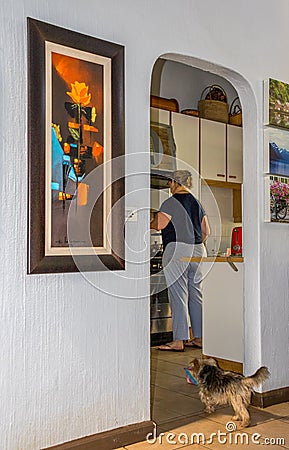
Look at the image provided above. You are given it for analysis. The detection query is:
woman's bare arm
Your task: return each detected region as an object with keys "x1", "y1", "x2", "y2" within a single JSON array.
[
  {"x1": 150, "y1": 212, "x2": 171, "y2": 231},
  {"x1": 201, "y1": 215, "x2": 210, "y2": 242}
]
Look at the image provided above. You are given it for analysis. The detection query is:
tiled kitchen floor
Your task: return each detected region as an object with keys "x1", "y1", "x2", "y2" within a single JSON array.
[{"x1": 117, "y1": 347, "x2": 289, "y2": 449}]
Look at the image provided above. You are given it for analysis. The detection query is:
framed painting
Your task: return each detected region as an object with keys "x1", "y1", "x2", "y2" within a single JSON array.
[
  {"x1": 264, "y1": 77, "x2": 289, "y2": 129},
  {"x1": 27, "y1": 18, "x2": 125, "y2": 274}
]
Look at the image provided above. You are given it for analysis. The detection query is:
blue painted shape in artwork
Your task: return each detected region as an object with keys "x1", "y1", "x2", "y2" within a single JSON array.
[
  {"x1": 51, "y1": 128, "x2": 85, "y2": 199},
  {"x1": 51, "y1": 127, "x2": 64, "y2": 199},
  {"x1": 67, "y1": 165, "x2": 77, "y2": 182},
  {"x1": 51, "y1": 182, "x2": 59, "y2": 190}
]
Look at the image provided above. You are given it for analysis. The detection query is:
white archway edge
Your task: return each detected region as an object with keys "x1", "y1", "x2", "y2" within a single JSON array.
[{"x1": 155, "y1": 52, "x2": 265, "y2": 387}]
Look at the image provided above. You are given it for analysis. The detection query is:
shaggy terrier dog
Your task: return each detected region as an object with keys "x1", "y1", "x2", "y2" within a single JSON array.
[{"x1": 185, "y1": 358, "x2": 269, "y2": 428}]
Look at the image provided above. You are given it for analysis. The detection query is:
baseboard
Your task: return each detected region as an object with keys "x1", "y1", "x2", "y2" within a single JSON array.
[
  {"x1": 44, "y1": 420, "x2": 155, "y2": 450},
  {"x1": 202, "y1": 354, "x2": 243, "y2": 374},
  {"x1": 252, "y1": 386, "x2": 289, "y2": 408}
]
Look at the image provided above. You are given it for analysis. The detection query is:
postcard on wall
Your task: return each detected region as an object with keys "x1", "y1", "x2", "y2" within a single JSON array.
[
  {"x1": 264, "y1": 77, "x2": 289, "y2": 129},
  {"x1": 264, "y1": 174, "x2": 289, "y2": 223},
  {"x1": 264, "y1": 127, "x2": 289, "y2": 176}
]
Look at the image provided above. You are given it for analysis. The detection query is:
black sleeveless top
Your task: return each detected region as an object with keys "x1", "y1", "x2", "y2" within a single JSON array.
[{"x1": 160, "y1": 193, "x2": 205, "y2": 249}]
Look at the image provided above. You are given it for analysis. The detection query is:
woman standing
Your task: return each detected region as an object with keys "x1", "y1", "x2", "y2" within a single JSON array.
[{"x1": 150, "y1": 170, "x2": 210, "y2": 351}]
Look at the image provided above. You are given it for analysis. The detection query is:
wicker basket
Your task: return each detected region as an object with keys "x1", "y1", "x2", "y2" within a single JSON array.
[
  {"x1": 198, "y1": 85, "x2": 229, "y2": 123},
  {"x1": 229, "y1": 97, "x2": 242, "y2": 126}
]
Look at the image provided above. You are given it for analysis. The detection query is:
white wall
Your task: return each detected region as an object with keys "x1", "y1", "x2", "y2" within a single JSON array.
[
  {"x1": 154, "y1": 60, "x2": 239, "y2": 112},
  {"x1": 0, "y1": 2, "x2": 152, "y2": 449},
  {"x1": 1, "y1": 0, "x2": 289, "y2": 448}
]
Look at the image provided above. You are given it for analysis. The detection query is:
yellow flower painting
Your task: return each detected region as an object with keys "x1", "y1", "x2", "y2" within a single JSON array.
[
  {"x1": 66, "y1": 81, "x2": 91, "y2": 106},
  {"x1": 50, "y1": 52, "x2": 104, "y2": 249}
]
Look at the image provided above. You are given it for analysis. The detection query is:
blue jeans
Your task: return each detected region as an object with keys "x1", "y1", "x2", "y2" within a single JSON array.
[{"x1": 162, "y1": 242, "x2": 206, "y2": 341}]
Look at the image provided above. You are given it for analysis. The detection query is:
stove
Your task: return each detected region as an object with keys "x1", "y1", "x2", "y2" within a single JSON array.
[{"x1": 150, "y1": 254, "x2": 173, "y2": 346}]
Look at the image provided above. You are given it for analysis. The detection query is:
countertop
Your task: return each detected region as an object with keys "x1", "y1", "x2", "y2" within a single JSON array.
[
  {"x1": 181, "y1": 256, "x2": 244, "y2": 263},
  {"x1": 151, "y1": 254, "x2": 244, "y2": 263}
]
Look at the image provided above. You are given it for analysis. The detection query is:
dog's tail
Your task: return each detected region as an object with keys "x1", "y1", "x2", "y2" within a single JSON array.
[{"x1": 243, "y1": 366, "x2": 270, "y2": 388}]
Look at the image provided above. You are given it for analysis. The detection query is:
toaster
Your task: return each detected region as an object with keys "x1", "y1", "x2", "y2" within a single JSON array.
[{"x1": 231, "y1": 226, "x2": 242, "y2": 256}]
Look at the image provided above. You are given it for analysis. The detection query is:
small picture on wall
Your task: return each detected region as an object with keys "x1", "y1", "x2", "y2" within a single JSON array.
[
  {"x1": 264, "y1": 78, "x2": 289, "y2": 129},
  {"x1": 265, "y1": 174, "x2": 289, "y2": 223},
  {"x1": 264, "y1": 127, "x2": 289, "y2": 176},
  {"x1": 150, "y1": 122, "x2": 177, "y2": 171}
]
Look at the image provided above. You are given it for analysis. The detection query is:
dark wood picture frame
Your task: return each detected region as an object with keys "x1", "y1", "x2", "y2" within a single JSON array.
[{"x1": 27, "y1": 18, "x2": 125, "y2": 274}]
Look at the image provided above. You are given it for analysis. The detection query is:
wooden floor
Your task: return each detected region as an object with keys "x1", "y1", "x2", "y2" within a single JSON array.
[{"x1": 116, "y1": 347, "x2": 289, "y2": 449}]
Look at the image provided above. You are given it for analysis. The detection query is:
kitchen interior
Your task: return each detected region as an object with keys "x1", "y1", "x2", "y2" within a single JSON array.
[{"x1": 150, "y1": 57, "x2": 244, "y2": 383}]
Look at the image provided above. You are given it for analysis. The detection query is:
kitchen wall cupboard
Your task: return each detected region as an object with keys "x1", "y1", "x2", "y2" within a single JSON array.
[
  {"x1": 200, "y1": 119, "x2": 243, "y2": 183},
  {"x1": 172, "y1": 112, "x2": 199, "y2": 170},
  {"x1": 150, "y1": 107, "x2": 170, "y2": 125},
  {"x1": 171, "y1": 112, "x2": 199, "y2": 198},
  {"x1": 200, "y1": 119, "x2": 227, "y2": 181},
  {"x1": 150, "y1": 109, "x2": 243, "y2": 185},
  {"x1": 227, "y1": 124, "x2": 243, "y2": 183}
]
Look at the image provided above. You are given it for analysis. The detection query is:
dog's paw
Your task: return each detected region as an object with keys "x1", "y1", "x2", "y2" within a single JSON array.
[
  {"x1": 204, "y1": 407, "x2": 214, "y2": 414},
  {"x1": 232, "y1": 415, "x2": 241, "y2": 421},
  {"x1": 239, "y1": 421, "x2": 250, "y2": 429}
]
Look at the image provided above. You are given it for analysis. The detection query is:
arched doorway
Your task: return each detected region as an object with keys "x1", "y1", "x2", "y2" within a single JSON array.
[{"x1": 149, "y1": 53, "x2": 258, "y2": 425}]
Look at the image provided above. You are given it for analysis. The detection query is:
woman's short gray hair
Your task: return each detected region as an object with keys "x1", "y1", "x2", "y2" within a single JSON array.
[{"x1": 172, "y1": 170, "x2": 192, "y2": 187}]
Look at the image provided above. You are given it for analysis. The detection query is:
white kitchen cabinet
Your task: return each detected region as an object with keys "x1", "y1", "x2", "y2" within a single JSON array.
[
  {"x1": 172, "y1": 112, "x2": 199, "y2": 171},
  {"x1": 150, "y1": 109, "x2": 243, "y2": 185},
  {"x1": 200, "y1": 119, "x2": 243, "y2": 183},
  {"x1": 150, "y1": 107, "x2": 170, "y2": 125},
  {"x1": 200, "y1": 119, "x2": 226, "y2": 181},
  {"x1": 227, "y1": 124, "x2": 243, "y2": 183},
  {"x1": 202, "y1": 262, "x2": 243, "y2": 363},
  {"x1": 172, "y1": 112, "x2": 200, "y2": 198}
]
